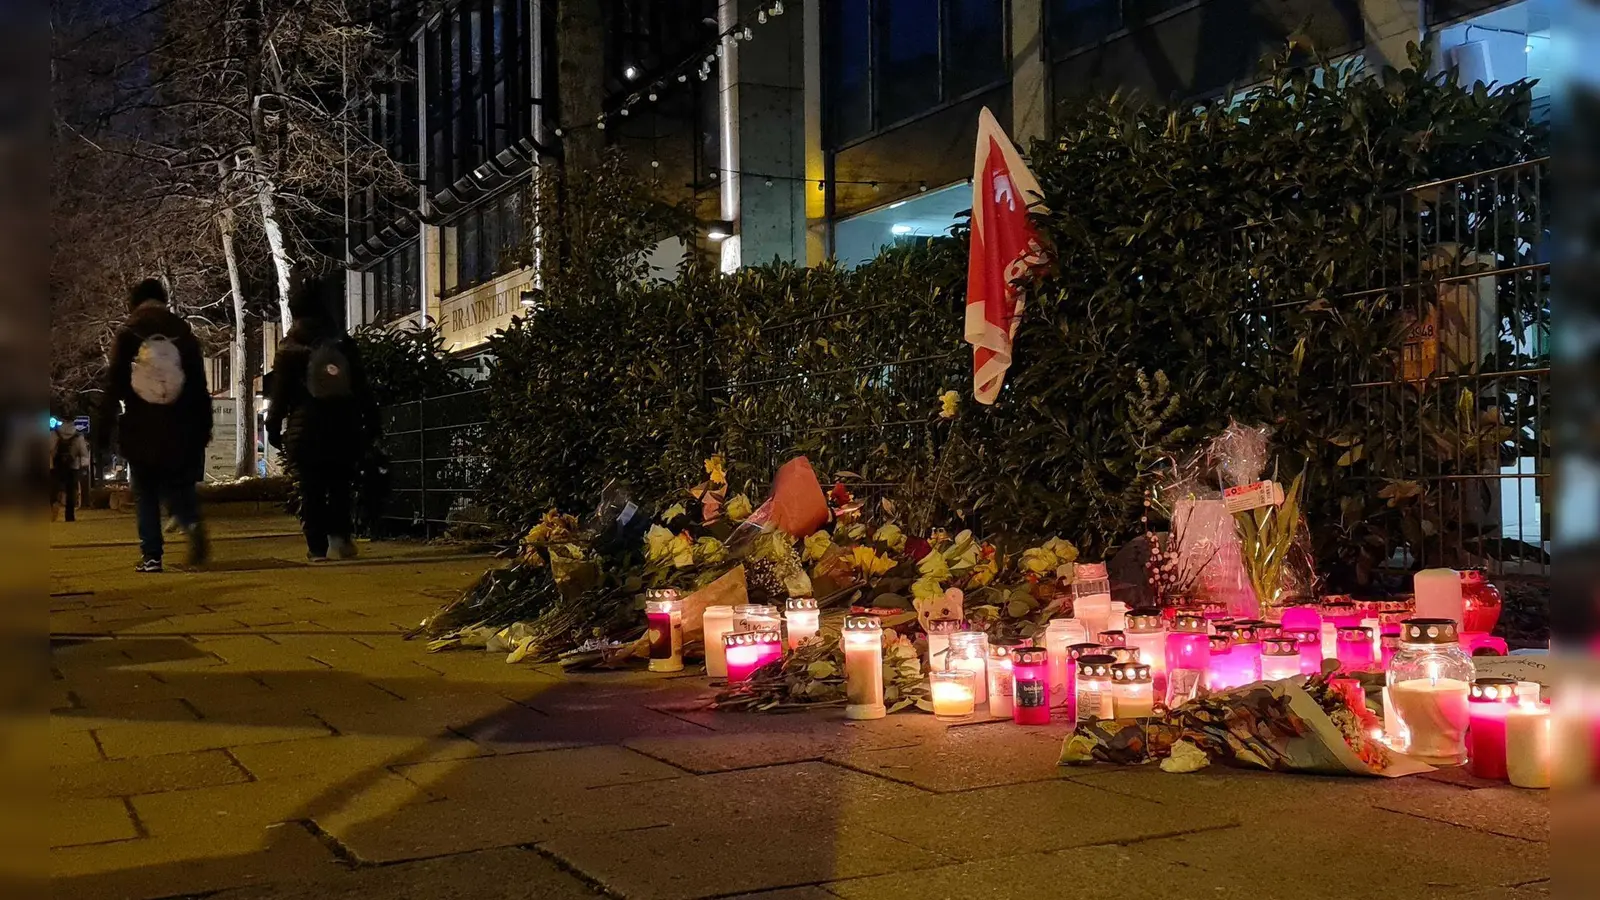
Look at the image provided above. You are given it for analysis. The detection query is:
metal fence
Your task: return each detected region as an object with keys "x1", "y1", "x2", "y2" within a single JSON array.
[{"x1": 376, "y1": 387, "x2": 491, "y2": 537}]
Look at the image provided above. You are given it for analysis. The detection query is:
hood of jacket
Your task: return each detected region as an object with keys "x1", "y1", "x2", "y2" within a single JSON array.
[
  {"x1": 286, "y1": 316, "x2": 343, "y2": 347},
  {"x1": 125, "y1": 302, "x2": 191, "y2": 338}
]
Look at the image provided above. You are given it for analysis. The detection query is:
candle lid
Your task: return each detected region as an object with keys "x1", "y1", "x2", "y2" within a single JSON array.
[
  {"x1": 843, "y1": 615, "x2": 882, "y2": 632},
  {"x1": 723, "y1": 630, "x2": 781, "y2": 647},
  {"x1": 1127, "y1": 608, "x2": 1164, "y2": 632},
  {"x1": 1263, "y1": 636, "x2": 1299, "y2": 655},
  {"x1": 1111, "y1": 661, "x2": 1152, "y2": 682},
  {"x1": 1170, "y1": 611, "x2": 1207, "y2": 633},
  {"x1": 644, "y1": 587, "x2": 682, "y2": 602},
  {"x1": 925, "y1": 618, "x2": 963, "y2": 635},
  {"x1": 785, "y1": 597, "x2": 818, "y2": 612},
  {"x1": 703, "y1": 604, "x2": 735, "y2": 617},
  {"x1": 1208, "y1": 634, "x2": 1233, "y2": 652},
  {"x1": 1284, "y1": 628, "x2": 1319, "y2": 645},
  {"x1": 1469, "y1": 677, "x2": 1518, "y2": 703},
  {"x1": 1337, "y1": 626, "x2": 1374, "y2": 641},
  {"x1": 1012, "y1": 646, "x2": 1048, "y2": 666},
  {"x1": 1230, "y1": 622, "x2": 1262, "y2": 643},
  {"x1": 1075, "y1": 562, "x2": 1108, "y2": 580},
  {"x1": 1066, "y1": 641, "x2": 1103, "y2": 659},
  {"x1": 1399, "y1": 617, "x2": 1459, "y2": 644},
  {"x1": 1077, "y1": 653, "x2": 1117, "y2": 677},
  {"x1": 1097, "y1": 630, "x2": 1126, "y2": 647}
]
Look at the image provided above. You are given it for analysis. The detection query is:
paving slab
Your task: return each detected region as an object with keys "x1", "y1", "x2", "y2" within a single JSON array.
[
  {"x1": 53, "y1": 748, "x2": 250, "y2": 800},
  {"x1": 53, "y1": 798, "x2": 140, "y2": 848},
  {"x1": 93, "y1": 715, "x2": 333, "y2": 759},
  {"x1": 624, "y1": 713, "x2": 937, "y2": 774},
  {"x1": 456, "y1": 701, "x2": 713, "y2": 754},
  {"x1": 825, "y1": 845, "x2": 1249, "y2": 900},
  {"x1": 580, "y1": 761, "x2": 925, "y2": 829},
  {"x1": 1374, "y1": 785, "x2": 1550, "y2": 842},
  {"x1": 825, "y1": 719, "x2": 1072, "y2": 792},
  {"x1": 393, "y1": 745, "x2": 684, "y2": 799},
  {"x1": 230, "y1": 733, "x2": 486, "y2": 783},
  {"x1": 131, "y1": 768, "x2": 430, "y2": 838},
  {"x1": 540, "y1": 814, "x2": 948, "y2": 900},
  {"x1": 207, "y1": 845, "x2": 604, "y2": 900},
  {"x1": 51, "y1": 698, "x2": 201, "y2": 731},
  {"x1": 51, "y1": 726, "x2": 105, "y2": 766}
]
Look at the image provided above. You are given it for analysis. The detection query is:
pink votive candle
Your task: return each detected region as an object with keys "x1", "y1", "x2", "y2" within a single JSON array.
[
  {"x1": 1336, "y1": 626, "x2": 1377, "y2": 673},
  {"x1": 1285, "y1": 627, "x2": 1323, "y2": 675},
  {"x1": 723, "y1": 630, "x2": 782, "y2": 683},
  {"x1": 1280, "y1": 605, "x2": 1321, "y2": 632},
  {"x1": 1011, "y1": 646, "x2": 1052, "y2": 725},
  {"x1": 1164, "y1": 613, "x2": 1210, "y2": 706},
  {"x1": 1468, "y1": 677, "x2": 1518, "y2": 781}
]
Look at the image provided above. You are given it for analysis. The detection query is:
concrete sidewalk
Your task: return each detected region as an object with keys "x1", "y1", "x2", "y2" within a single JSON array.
[{"x1": 50, "y1": 519, "x2": 1550, "y2": 900}]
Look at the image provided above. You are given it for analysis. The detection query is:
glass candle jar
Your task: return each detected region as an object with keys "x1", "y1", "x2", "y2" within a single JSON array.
[
  {"x1": 1063, "y1": 642, "x2": 1103, "y2": 721},
  {"x1": 842, "y1": 616, "x2": 886, "y2": 720},
  {"x1": 702, "y1": 605, "x2": 736, "y2": 678},
  {"x1": 925, "y1": 618, "x2": 962, "y2": 672},
  {"x1": 1230, "y1": 622, "x2": 1263, "y2": 677},
  {"x1": 723, "y1": 630, "x2": 783, "y2": 684},
  {"x1": 1107, "y1": 601, "x2": 1129, "y2": 633},
  {"x1": 1280, "y1": 605, "x2": 1321, "y2": 632},
  {"x1": 784, "y1": 597, "x2": 819, "y2": 650},
  {"x1": 1261, "y1": 636, "x2": 1303, "y2": 681},
  {"x1": 1072, "y1": 562, "x2": 1113, "y2": 637},
  {"x1": 1044, "y1": 618, "x2": 1088, "y2": 709},
  {"x1": 1011, "y1": 646, "x2": 1051, "y2": 725},
  {"x1": 644, "y1": 589, "x2": 684, "y2": 673},
  {"x1": 1097, "y1": 630, "x2": 1126, "y2": 649},
  {"x1": 1206, "y1": 633, "x2": 1258, "y2": 691},
  {"x1": 1380, "y1": 629, "x2": 1401, "y2": 669},
  {"x1": 1110, "y1": 661, "x2": 1155, "y2": 718},
  {"x1": 1336, "y1": 626, "x2": 1377, "y2": 673},
  {"x1": 1124, "y1": 608, "x2": 1168, "y2": 695},
  {"x1": 1505, "y1": 699, "x2": 1551, "y2": 789},
  {"x1": 1075, "y1": 654, "x2": 1118, "y2": 721},
  {"x1": 988, "y1": 638, "x2": 1026, "y2": 719},
  {"x1": 1164, "y1": 612, "x2": 1209, "y2": 706},
  {"x1": 735, "y1": 604, "x2": 781, "y2": 634},
  {"x1": 930, "y1": 669, "x2": 977, "y2": 719},
  {"x1": 1386, "y1": 618, "x2": 1475, "y2": 766},
  {"x1": 1284, "y1": 627, "x2": 1323, "y2": 676},
  {"x1": 1319, "y1": 600, "x2": 1359, "y2": 662},
  {"x1": 1468, "y1": 677, "x2": 1518, "y2": 781},
  {"x1": 948, "y1": 631, "x2": 990, "y2": 707}
]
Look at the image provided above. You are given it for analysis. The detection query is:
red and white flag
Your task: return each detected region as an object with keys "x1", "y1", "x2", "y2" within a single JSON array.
[{"x1": 964, "y1": 107, "x2": 1046, "y2": 405}]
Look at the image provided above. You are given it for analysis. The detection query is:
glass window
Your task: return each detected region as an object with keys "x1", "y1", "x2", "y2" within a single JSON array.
[
  {"x1": 833, "y1": 181, "x2": 970, "y2": 268},
  {"x1": 825, "y1": 0, "x2": 873, "y2": 142},
  {"x1": 943, "y1": 0, "x2": 1005, "y2": 97},
  {"x1": 479, "y1": 198, "x2": 500, "y2": 277},
  {"x1": 1048, "y1": 0, "x2": 1122, "y2": 55},
  {"x1": 876, "y1": 0, "x2": 941, "y2": 125},
  {"x1": 441, "y1": 224, "x2": 458, "y2": 294},
  {"x1": 459, "y1": 208, "x2": 480, "y2": 287},
  {"x1": 500, "y1": 190, "x2": 522, "y2": 265}
]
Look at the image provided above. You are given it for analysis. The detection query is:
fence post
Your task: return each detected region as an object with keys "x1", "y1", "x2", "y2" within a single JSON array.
[{"x1": 417, "y1": 399, "x2": 429, "y2": 541}]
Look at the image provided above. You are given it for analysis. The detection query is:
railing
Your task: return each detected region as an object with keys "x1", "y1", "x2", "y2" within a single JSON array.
[{"x1": 376, "y1": 387, "x2": 492, "y2": 537}]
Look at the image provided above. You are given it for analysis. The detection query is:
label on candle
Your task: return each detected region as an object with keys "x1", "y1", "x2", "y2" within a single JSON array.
[
  {"x1": 647, "y1": 615, "x2": 672, "y2": 660},
  {"x1": 1015, "y1": 679, "x2": 1047, "y2": 709},
  {"x1": 1223, "y1": 479, "x2": 1284, "y2": 514}
]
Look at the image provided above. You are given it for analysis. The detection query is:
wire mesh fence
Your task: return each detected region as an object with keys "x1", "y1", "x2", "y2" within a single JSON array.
[{"x1": 376, "y1": 387, "x2": 492, "y2": 537}]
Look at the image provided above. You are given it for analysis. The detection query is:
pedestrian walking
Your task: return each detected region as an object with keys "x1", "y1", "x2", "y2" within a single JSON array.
[
  {"x1": 266, "y1": 277, "x2": 376, "y2": 561},
  {"x1": 50, "y1": 417, "x2": 90, "y2": 522},
  {"x1": 100, "y1": 278, "x2": 212, "y2": 572}
]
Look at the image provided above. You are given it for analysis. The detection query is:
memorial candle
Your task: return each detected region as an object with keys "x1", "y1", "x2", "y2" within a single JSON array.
[
  {"x1": 1280, "y1": 605, "x2": 1321, "y2": 632},
  {"x1": 1044, "y1": 618, "x2": 1088, "y2": 709},
  {"x1": 1110, "y1": 661, "x2": 1155, "y2": 718},
  {"x1": 948, "y1": 631, "x2": 990, "y2": 706},
  {"x1": 644, "y1": 589, "x2": 684, "y2": 673},
  {"x1": 1468, "y1": 677, "x2": 1517, "y2": 781},
  {"x1": 987, "y1": 638, "x2": 1025, "y2": 719},
  {"x1": 1413, "y1": 569, "x2": 1464, "y2": 624},
  {"x1": 842, "y1": 615, "x2": 886, "y2": 720},
  {"x1": 1064, "y1": 642, "x2": 1104, "y2": 721},
  {"x1": 1206, "y1": 633, "x2": 1259, "y2": 691},
  {"x1": 1285, "y1": 627, "x2": 1323, "y2": 676},
  {"x1": 1075, "y1": 654, "x2": 1117, "y2": 721},
  {"x1": 1261, "y1": 636, "x2": 1303, "y2": 681},
  {"x1": 702, "y1": 605, "x2": 736, "y2": 678},
  {"x1": 1097, "y1": 630, "x2": 1126, "y2": 650},
  {"x1": 1072, "y1": 563, "x2": 1113, "y2": 637},
  {"x1": 723, "y1": 630, "x2": 782, "y2": 684},
  {"x1": 930, "y1": 669, "x2": 976, "y2": 719},
  {"x1": 1107, "y1": 601, "x2": 1129, "y2": 633},
  {"x1": 735, "y1": 604, "x2": 781, "y2": 634},
  {"x1": 1320, "y1": 600, "x2": 1359, "y2": 662},
  {"x1": 1124, "y1": 608, "x2": 1168, "y2": 695},
  {"x1": 1164, "y1": 612, "x2": 1209, "y2": 706},
  {"x1": 1011, "y1": 646, "x2": 1052, "y2": 725},
  {"x1": 1336, "y1": 626, "x2": 1377, "y2": 673},
  {"x1": 784, "y1": 597, "x2": 819, "y2": 650},
  {"x1": 925, "y1": 618, "x2": 962, "y2": 673},
  {"x1": 1231, "y1": 622, "x2": 1263, "y2": 682},
  {"x1": 1386, "y1": 618, "x2": 1474, "y2": 766},
  {"x1": 1505, "y1": 700, "x2": 1551, "y2": 789},
  {"x1": 1380, "y1": 629, "x2": 1401, "y2": 669}
]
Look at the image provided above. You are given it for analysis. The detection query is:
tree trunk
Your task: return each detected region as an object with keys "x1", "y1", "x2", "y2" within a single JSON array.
[
  {"x1": 254, "y1": 160, "x2": 294, "y2": 332},
  {"x1": 218, "y1": 207, "x2": 257, "y2": 478}
]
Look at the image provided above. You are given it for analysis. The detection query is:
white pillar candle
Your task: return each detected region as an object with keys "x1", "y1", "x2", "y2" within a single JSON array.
[
  {"x1": 842, "y1": 615, "x2": 885, "y2": 720},
  {"x1": 1505, "y1": 702, "x2": 1551, "y2": 789},
  {"x1": 1413, "y1": 569, "x2": 1465, "y2": 624},
  {"x1": 1320, "y1": 622, "x2": 1338, "y2": 662},
  {"x1": 1382, "y1": 687, "x2": 1408, "y2": 748},
  {"x1": 784, "y1": 597, "x2": 819, "y2": 650},
  {"x1": 1110, "y1": 661, "x2": 1155, "y2": 718},
  {"x1": 1389, "y1": 677, "x2": 1471, "y2": 764},
  {"x1": 987, "y1": 641, "x2": 1020, "y2": 718},
  {"x1": 948, "y1": 631, "x2": 989, "y2": 706},
  {"x1": 1107, "y1": 601, "x2": 1129, "y2": 633},
  {"x1": 702, "y1": 605, "x2": 735, "y2": 678},
  {"x1": 1043, "y1": 618, "x2": 1085, "y2": 709}
]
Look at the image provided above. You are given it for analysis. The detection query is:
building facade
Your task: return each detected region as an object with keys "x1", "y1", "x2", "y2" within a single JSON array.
[{"x1": 345, "y1": 0, "x2": 1555, "y2": 358}]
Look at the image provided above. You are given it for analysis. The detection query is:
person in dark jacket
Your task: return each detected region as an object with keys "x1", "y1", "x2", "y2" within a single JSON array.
[
  {"x1": 100, "y1": 278, "x2": 212, "y2": 571},
  {"x1": 266, "y1": 278, "x2": 377, "y2": 561}
]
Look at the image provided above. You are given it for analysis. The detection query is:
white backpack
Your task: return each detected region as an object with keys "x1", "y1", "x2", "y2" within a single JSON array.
[{"x1": 130, "y1": 334, "x2": 186, "y2": 404}]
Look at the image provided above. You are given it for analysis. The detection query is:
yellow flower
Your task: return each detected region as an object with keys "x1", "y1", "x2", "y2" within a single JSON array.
[
  {"x1": 726, "y1": 493, "x2": 753, "y2": 522},
  {"x1": 849, "y1": 546, "x2": 895, "y2": 577},
  {"x1": 1020, "y1": 547, "x2": 1056, "y2": 575},
  {"x1": 968, "y1": 560, "x2": 998, "y2": 587},
  {"x1": 705, "y1": 455, "x2": 727, "y2": 485},
  {"x1": 1042, "y1": 537, "x2": 1079, "y2": 565},
  {"x1": 873, "y1": 523, "x2": 906, "y2": 552},
  {"x1": 803, "y1": 530, "x2": 833, "y2": 562},
  {"x1": 918, "y1": 550, "x2": 950, "y2": 580},
  {"x1": 693, "y1": 536, "x2": 726, "y2": 565},
  {"x1": 939, "y1": 390, "x2": 960, "y2": 420},
  {"x1": 840, "y1": 522, "x2": 867, "y2": 541},
  {"x1": 644, "y1": 525, "x2": 676, "y2": 563},
  {"x1": 911, "y1": 575, "x2": 946, "y2": 602},
  {"x1": 670, "y1": 533, "x2": 695, "y2": 569},
  {"x1": 662, "y1": 502, "x2": 687, "y2": 522},
  {"x1": 943, "y1": 530, "x2": 977, "y2": 570}
]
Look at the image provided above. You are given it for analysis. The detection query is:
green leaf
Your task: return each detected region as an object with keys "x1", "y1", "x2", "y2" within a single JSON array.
[{"x1": 807, "y1": 661, "x2": 837, "y2": 679}]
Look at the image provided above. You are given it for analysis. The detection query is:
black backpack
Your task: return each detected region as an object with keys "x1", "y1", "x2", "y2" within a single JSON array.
[{"x1": 305, "y1": 338, "x2": 354, "y2": 400}]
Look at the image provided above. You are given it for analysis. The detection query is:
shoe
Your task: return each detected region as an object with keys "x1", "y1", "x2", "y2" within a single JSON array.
[
  {"x1": 329, "y1": 535, "x2": 358, "y2": 560},
  {"x1": 186, "y1": 523, "x2": 210, "y2": 566},
  {"x1": 135, "y1": 558, "x2": 163, "y2": 573},
  {"x1": 307, "y1": 553, "x2": 329, "y2": 563}
]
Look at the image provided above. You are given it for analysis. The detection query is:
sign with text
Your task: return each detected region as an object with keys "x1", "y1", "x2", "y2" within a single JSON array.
[{"x1": 440, "y1": 269, "x2": 533, "y2": 352}]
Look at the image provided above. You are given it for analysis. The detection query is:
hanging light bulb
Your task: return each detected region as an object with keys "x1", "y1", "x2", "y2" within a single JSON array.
[
  {"x1": 651, "y1": 159, "x2": 660, "y2": 168},
  {"x1": 554, "y1": 127, "x2": 564, "y2": 137},
  {"x1": 764, "y1": 178, "x2": 773, "y2": 187},
  {"x1": 619, "y1": 107, "x2": 629, "y2": 116},
  {"x1": 678, "y1": 73, "x2": 688, "y2": 83},
  {"x1": 758, "y1": 11, "x2": 767, "y2": 24},
  {"x1": 597, "y1": 120, "x2": 606, "y2": 130},
  {"x1": 715, "y1": 43, "x2": 724, "y2": 58},
  {"x1": 742, "y1": 27, "x2": 753, "y2": 40},
  {"x1": 648, "y1": 92, "x2": 658, "y2": 102},
  {"x1": 919, "y1": 182, "x2": 929, "y2": 192},
  {"x1": 817, "y1": 180, "x2": 825, "y2": 191},
  {"x1": 772, "y1": 1, "x2": 784, "y2": 15},
  {"x1": 710, "y1": 170, "x2": 719, "y2": 180}
]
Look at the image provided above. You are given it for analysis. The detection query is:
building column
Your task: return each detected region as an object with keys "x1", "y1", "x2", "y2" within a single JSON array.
[
  {"x1": 1011, "y1": 0, "x2": 1049, "y2": 145},
  {"x1": 1361, "y1": 0, "x2": 1423, "y2": 73},
  {"x1": 728, "y1": 0, "x2": 807, "y2": 268},
  {"x1": 802, "y1": 0, "x2": 826, "y2": 265}
]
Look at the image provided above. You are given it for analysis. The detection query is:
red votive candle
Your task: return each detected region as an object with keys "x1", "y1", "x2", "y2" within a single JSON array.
[
  {"x1": 1469, "y1": 677, "x2": 1518, "y2": 780},
  {"x1": 1011, "y1": 647, "x2": 1052, "y2": 725},
  {"x1": 1336, "y1": 626, "x2": 1377, "y2": 673},
  {"x1": 723, "y1": 630, "x2": 782, "y2": 683}
]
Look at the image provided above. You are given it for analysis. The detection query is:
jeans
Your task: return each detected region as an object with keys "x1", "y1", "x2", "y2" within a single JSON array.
[
  {"x1": 297, "y1": 461, "x2": 354, "y2": 557},
  {"x1": 130, "y1": 464, "x2": 200, "y2": 561}
]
